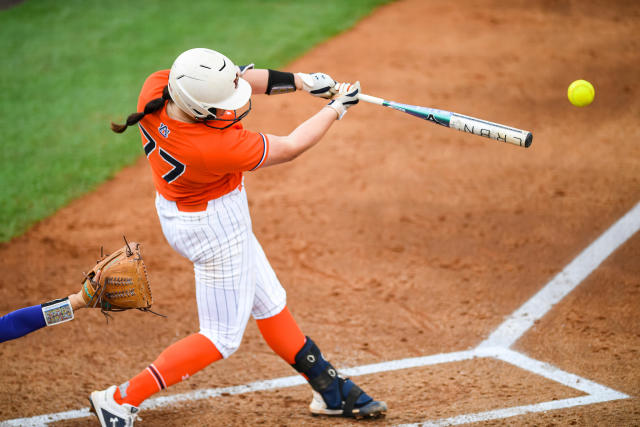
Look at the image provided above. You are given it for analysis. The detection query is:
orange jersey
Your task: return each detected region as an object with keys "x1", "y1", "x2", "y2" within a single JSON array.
[{"x1": 137, "y1": 70, "x2": 268, "y2": 211}]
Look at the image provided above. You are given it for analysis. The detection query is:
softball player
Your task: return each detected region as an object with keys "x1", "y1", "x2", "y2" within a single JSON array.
[{"x1": 88, "y1": 48, "x2": 386, "y2": 426}]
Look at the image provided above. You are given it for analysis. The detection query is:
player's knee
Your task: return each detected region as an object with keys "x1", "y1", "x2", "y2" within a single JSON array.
[{"x1": 198, "y1": 329, "x2": 242, "y2": 358}]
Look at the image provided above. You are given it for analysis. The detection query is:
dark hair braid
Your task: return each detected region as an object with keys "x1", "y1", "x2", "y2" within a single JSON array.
[{"x1": 111, "y1": 86, "x2": 171, "y2": 133}]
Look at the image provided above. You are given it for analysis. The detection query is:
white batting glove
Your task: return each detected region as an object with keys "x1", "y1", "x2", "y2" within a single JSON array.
[
  {"x1": 325, "y1": 82, "x2": 360, "y2": 120},
  {"x1": 297, "y1": 72, "x2": 336, "y2": 98}
]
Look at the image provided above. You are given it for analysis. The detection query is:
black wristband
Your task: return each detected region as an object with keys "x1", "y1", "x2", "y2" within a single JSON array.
[{"x1": 266, "y1": 69, "x2": 296, "y2": 95}]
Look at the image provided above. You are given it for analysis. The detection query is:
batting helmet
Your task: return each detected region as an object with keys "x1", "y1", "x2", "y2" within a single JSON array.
[{"x1": 168, "y1": 48, "x2": 252, "y2": 120}]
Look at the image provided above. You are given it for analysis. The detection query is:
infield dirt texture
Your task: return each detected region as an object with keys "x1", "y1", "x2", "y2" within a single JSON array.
[{"x1": 1, "y1": 0, "x2": 639, "y2": 425}]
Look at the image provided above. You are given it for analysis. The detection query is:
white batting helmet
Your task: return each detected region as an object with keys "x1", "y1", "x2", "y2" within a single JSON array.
[{"x1": 168, "y1": 48, "x2": 252, "y2": 120}]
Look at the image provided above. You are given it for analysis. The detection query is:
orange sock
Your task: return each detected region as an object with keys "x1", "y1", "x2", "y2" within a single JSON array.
[
  {"x1": 256, "y1": 306, "x2": 306, "y2": 364},
  {"x1": 114, "y1": 332, "x2": 223, "y2": 407}
]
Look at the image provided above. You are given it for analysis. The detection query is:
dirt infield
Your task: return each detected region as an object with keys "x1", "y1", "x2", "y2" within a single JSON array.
[{"x1": 1, "y1": 0, "x2": 639, "y2": 425}]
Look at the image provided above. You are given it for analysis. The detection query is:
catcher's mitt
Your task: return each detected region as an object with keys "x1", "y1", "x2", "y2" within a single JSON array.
[{"x1": 81, "y1": 238, "x2": 163, "y2": 319}]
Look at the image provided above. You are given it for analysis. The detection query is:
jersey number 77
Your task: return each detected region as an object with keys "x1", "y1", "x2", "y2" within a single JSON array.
[{"x1": 139, "y1": 124, "x2": 186, "y2": 183}]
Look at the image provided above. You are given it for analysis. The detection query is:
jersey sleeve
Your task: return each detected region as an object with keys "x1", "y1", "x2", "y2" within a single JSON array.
[
  {"x1": 137, "y1": 70, "x2": 170, "y2": 112},
  {"x1": 0, "y1": 305, "x2": 46, "y2": 343},
  {"x1": 203, "y1": 129, "x2": 269, "y2": 174}
]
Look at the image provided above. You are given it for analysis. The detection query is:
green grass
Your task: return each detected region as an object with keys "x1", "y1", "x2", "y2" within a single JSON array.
[{"x1": 0, "y1": 0, "x2": 391, "y2": 242}]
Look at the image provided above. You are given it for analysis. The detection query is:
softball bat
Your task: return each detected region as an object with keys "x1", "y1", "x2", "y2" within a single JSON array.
[{"x1": 357, "y1": 92, "x2": 532, "y2": 148}]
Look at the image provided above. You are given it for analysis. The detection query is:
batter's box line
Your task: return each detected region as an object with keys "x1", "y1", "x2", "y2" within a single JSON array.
[
  {"x1": 344, "y1": 347, "x2": 630, "y2": 426},
  {"x1": 396, "y1": 346, "x2": 630, "y2": 427},
  {"x1": 0, "y1": 347, "x2": 630, "y2": 427}
]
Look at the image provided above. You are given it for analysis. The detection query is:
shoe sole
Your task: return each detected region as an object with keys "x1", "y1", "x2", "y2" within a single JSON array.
[
  {"x1": 88, "y1": 396, "x2": 100, "y2": 420},
  {"x1": 311, "y1": 410, "x2": 387, "y2": 420},
  {"x1": 311, "y1": 400, "x2": 387, "y2": 419},
  {"x1": 355, "y1": 400, "x2": 387, "y2": 420}
]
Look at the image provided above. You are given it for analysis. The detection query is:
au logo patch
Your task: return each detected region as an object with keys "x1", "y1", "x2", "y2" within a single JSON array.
[{"x1": 158, "y1": 123, "x2": 170, "y2": 138}]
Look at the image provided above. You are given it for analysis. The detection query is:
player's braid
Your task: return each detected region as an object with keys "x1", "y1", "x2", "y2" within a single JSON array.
[{"x1": 111, "y1": 86, "x2": 171, "y2": 133}]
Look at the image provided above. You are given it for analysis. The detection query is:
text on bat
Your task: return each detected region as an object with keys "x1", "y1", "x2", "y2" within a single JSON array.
[{"x1": 463, "y1": 124, "x2": 522, "y2": 143}]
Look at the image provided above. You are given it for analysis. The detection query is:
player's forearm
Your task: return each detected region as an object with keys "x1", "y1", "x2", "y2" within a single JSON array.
[
  {"x1": 0, "y1": 305, "x2": 46, "y2": 343},
  {"x1": 0, "y1": 296, "x2": 79, "y2": 343},
  {"x1": 242, "y1": 69, "x2": 303, "y2": 95},
  {"x1": 263, "y1": 107, "x2": 337, "y2": 167},
  {"x1": 242, "y1": 69, "x2": 269, "y2": 94},
  {"x1": 289, "y1": 107, "x2": 338, "y2": 149}
]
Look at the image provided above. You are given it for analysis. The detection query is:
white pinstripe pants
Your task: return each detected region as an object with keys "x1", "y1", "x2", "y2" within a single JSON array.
[{"x1": 155, "y1": 187, "x2": 287, "y2": 358}]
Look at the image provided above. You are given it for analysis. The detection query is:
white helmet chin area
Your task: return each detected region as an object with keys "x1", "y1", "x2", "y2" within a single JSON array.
[{"x1": 168, "y1": 48, "x2": 252, "y2": 121}]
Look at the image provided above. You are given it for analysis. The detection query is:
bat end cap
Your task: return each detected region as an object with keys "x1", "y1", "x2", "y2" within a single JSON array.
[{"x1": 524, "y1": 132, "x2": 533, "y2": 148}]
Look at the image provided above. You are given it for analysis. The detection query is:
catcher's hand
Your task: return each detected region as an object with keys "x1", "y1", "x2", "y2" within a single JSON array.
[{"x1": 81, "y1": 238, "x2": 163, "y2": 319}]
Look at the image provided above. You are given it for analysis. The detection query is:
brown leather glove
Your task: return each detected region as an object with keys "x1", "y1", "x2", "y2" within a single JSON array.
[{"x1": 81, "y1": 238, "x2": 161, "y2": 319}]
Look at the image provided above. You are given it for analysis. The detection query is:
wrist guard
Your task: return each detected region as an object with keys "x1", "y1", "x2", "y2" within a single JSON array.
[
  {"x1": 42, "y1": 297, "x2": 74, "y2": 326},
  {"x1": 266, "y1": 70, "x2": 296, "y2": 95}
]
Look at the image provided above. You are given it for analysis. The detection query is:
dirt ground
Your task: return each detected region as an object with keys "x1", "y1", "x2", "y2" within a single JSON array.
[{"x1": 1, "y1": 0, "x2": 639, "y2": 425}]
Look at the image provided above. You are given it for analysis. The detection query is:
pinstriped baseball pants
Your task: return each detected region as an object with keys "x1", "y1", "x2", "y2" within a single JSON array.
[{"x1": 155, "y1": 187, "x2": 287, "y2": 358}]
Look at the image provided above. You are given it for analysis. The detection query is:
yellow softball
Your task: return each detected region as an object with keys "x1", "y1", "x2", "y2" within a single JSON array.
[{"x1": 567, "y1": 79, "x2": 595, "y2": 107}]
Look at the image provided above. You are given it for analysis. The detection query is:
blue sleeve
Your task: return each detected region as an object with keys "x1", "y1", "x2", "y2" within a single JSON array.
[{"x1": 0, "y1": 304, "x2": 46, "y2": 343}]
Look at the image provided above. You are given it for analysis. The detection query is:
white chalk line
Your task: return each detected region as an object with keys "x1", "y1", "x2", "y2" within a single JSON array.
[
  {"x1": 481, "y1": 347, "x2": 628, "y2": 399},
  {"x1": 1, "y1": 202, "x2": 638, "y2": 426},
  {"x1": 479, "y1": 201, "x2": 640, "y2": 349},
  {"x1": 397, "y1": 396, "x2": 613, "y2": 427},
  {"x1": 393, "y1": 201, "x2": 639, "y2": 426},
  {"x1": 397, "y1": 348, "x2": 630, "y2": 427}
]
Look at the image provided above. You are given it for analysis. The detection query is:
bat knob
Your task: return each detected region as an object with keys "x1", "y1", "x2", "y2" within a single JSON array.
[{"x1": 524, "y1": 132, "x2": 533, "y2": 148}]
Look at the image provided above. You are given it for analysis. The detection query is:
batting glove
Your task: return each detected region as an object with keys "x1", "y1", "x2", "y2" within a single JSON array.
[
  {"x1": 326, "y1": 81, "x2": 360, "y2": 120},
  {"x1": 297, "y1": 72, "x2": 336, "y2": 98}
]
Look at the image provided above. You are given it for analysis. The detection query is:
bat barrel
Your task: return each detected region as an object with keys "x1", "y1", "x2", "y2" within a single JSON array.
[{"x1": 450, "y1": 113, "x2": 532, "y2": 148}]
